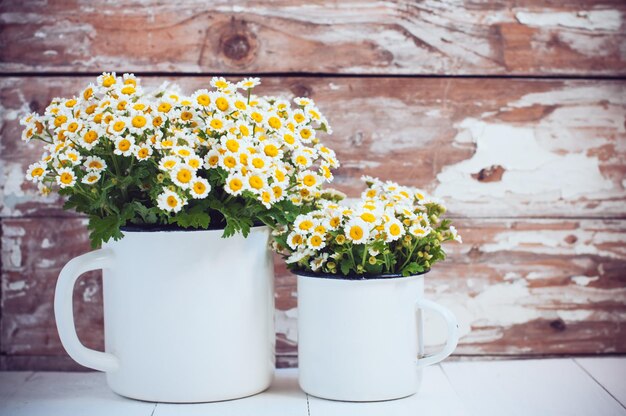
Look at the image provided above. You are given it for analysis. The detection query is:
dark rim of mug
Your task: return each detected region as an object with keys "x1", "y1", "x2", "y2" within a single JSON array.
[
  {"x1": 292, "y1": 268, "x2": 430, "y2": 280},
  {"x1": 120, "y1": 223, "x2": 266, "y2": 232}
]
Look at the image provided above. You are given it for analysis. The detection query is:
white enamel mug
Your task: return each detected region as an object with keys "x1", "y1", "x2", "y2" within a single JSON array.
[
  {"x1": 297, "y1": 272, "x2": 459, "y2": 402},
  {"x1": 54, "y1": 226, "x2": 275, "y2": 403}
]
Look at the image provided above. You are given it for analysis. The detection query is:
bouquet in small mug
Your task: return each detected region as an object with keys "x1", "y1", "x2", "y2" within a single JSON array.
[
  {"x1": 21, "y1": 73, "x2": 339, "y2": 246},
  {"x1": 272, "y1": 177, "x2": 461, "y2": 277}
]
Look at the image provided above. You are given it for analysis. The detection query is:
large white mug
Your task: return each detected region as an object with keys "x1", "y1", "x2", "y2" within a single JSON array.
[
  {"x1": 54, "y1": 226, "x2": 275, "y2": 403},
  {"x1": 297, "y1": 272, "x2": 458, "y2": 401}
]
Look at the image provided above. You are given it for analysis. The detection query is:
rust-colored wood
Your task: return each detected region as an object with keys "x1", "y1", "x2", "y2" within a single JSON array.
[
  {"x1": 2, "y1": 76, "x2": 625, "y2": 218},
  {"x1": 1, "y1": 1, "x2": 625, "y2": 75},
  {"x1": 2, "y1": 217, "x2": 624, "y2": 369}
]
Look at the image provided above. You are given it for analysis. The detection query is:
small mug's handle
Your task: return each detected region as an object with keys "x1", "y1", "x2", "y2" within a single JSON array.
[
  {"x1": 54, "y1": 248, "x2": 119, "y2": 372},
  {"x1": 415, "y1": 298, "x2": 459, "y2": 368}
]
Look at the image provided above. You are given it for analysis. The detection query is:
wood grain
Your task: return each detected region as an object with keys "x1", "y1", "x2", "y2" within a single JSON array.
[
  {"x1": 2, "y1": 217, "x2": 624, "y2": 369},
  {"x1": 2, "y1": 76, "x2": 625, "y2": 218},
  {"x1": 1, "y1": 1, "x2": 625, "y2": 75}
]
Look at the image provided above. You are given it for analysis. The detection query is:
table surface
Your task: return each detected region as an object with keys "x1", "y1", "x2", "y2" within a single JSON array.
[{"x1": 0, "y1": 357, "x2": 624, "y2": 416}]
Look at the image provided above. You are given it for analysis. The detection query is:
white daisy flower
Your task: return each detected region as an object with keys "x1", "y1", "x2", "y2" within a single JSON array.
[
  {"x1": 25, "y1": 162, "x2": 47, "y2": 182},
  {"x1": 156, "y1": 189, "x2": 187, "y2": 213},
  {"x1": 83, "y1": 156, "x2": 107, "y2": 171},
  {"x1": 82, "y1": 171, "x2": 101, "y2": 185},
  {"x1": 56, "y1": 167, "x2": 76, "y2": 188},
  {"x1": 171, "y1": 163, "x2": 196, "y2": 189},
  {"x1": 113, "y1": 136, "x2": 135, "y2": 156},
  {"x1": 224, "y1": 173, "x2": 245, "y2": 196},
  {"x1": 159, "y1": 155, "x2": 179, "y2": 171},
  {"x1": 344, "y1": 218, "x2": 370, "y2": 245},
  {"x1": 189, "y1": 177, "x2": 211, "y2": 199},
  {"x1": 384, "y1": 218, "x2": 404, "y2": 242}
]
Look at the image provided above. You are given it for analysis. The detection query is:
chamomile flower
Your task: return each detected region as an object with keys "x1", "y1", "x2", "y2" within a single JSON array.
[
  {"x1": 225, "y1": 173, "x2": 245, "y2": 196},
  {"x1": 384, "y1": 218, "x2": 404, "y2": 242},
  {"x1": 297, "y1": 170, "x2": 320, "y2": 189},
  {"x1": 82, "y1": 171, "x2": 101, "y2": 185},
  {"x1": 156, "y1": 189, "x2": 186, "y2": 213},
  {"x1": 134, "y1": 145, "x2": 153, "y2": 161},
  {"x1": 26, "y1": 162, "x2": 47, "y2": 182},
  {"x1": 171, "y1": 163, "x2": 196, "y2": 188},
  {"x1": 113, "y1": 136, "x2": 135, "y2": 156},
  {"x1": 294, "y1": 215, "x2": 316, "y2": 233},
  {"x1": 344, "y1": 218, "x2": 370, "y2": 245},
  {"x1": 159, "y1": 155, "x2": 179, "y2": 171},
  {"x1": 56, "y1": 167, "x2": 76, "y2": 188},
  {"x1": 237, "y1": 77, "x2": 260, "y2": 90},
  {"x1": 287, "y1": 231, "x2": 305, "y2": 250},
  {"x1": 83, "y1": 156, "x2": 107, "y2": 171},
  {"x1": 307, "y1": 234, "x2": 326, "y2": 251},
  {"x1": 189, "y1": 177, "x2": 211, "y2": 199},
  {"x1": 409, "y1": 224, "x2": 431, "y2": 238}
]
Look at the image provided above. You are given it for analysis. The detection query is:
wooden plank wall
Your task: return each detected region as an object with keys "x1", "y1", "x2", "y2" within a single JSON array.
[{"x1": 1, "y1": 1, "x2": 625, "y2": 370}]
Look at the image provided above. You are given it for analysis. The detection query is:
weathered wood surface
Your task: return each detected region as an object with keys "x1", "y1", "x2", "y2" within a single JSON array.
[
  {"x1": 2, "y1": 76, "x2": 625, "y2": 219},
  {"x1": 1, "y1": 1, "x2": 625, "y2": 75},
  {"x1": 2, "y1": 217, "x2": 624, "y2": 369}
]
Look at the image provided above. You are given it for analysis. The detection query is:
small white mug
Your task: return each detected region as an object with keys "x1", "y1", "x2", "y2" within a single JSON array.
[{"x1": 296, "y1": 272, "x2": 459, "y2": 402}]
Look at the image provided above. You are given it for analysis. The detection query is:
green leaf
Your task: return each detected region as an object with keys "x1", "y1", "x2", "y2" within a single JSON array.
[
  {"x1": 87, "y1": 215, "x2": 124, "y2": 249},
  {"x1": 401, "y1": 262, "x2": 424, "y2": 277},
  {"x1": 340, "y1": 259, "x2": 352, "y2": 275},
  {"x1": 168, "y1": 204, "x2": 210, "y2": 229}
]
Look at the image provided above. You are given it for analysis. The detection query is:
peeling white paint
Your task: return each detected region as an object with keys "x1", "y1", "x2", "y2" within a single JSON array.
[
  {"x1": 275, "y1": 308, "x2": 298, "y2": 344},
  {"x1": 8, "y1": 280, "x2": 26, "y2": 291},
  {"x1": 571, "y1": 275, "x2": 599, "y2": 286},
  {"x1": 41, "y1": 238, "x2": 54, "y2": 248},
  {"x1": 515, "y1": 10, "x2": 622, "y2": 32},
  {"x1": 435, "y1": 119, "x2": 613, "y2": 201},
  {"x1": 83, "y1": 285, "x2": 99, "y2": 302}
]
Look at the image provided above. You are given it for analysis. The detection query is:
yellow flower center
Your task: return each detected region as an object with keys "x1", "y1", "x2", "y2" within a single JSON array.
[
  {"x1": 131, "y1": 115, "x2": 146, "y2": 128},
  {"x1": 60, "y1": 172, "x2": 74, "y2": 184},
  {"x1": 153, "y1": 116, "x2": 163, "y2": 127},
  {"x1": 89, "y1": 161, "x2": 103, "y2": 169},
  {"x1": 176, "y1": 169, "x2": 192, "y2": 184},
  {"x1": 102, "y1": 75, "x2": 116, "y2": 87},
  {"x1": 216, "y1": 97, "x2": 229, "y2": 111},
  {"x1": 84, "y1": 130, "x2": 98, "y2": 143},
  {"x1": 113, "y1": 121, "x2": 126, "y2": 132},
  {"x1": 118, "y1": 139, "x2": 131, "y2": 151},
  {"x1": 268, "y1": 116, "x2": 282, "y2": 129},
  {"x1": 226, "y1": 139, "x2": 239, "y2": 152},
  {"x1": 252, "y1": 158, "x2": 265, "y2": 169},
  {"x1": 158, "y1": 102, "x2": 172, "y2": 113},
  {"x1": 193, "y1": 181, "x2": 207, "y2": 194},
  {"x1": 207, "y1": 155, "x2": 219, "y2": 166},
  {"x1": 310, "y1": 235, "x2": 323, "y2": 247},
  {"x1": 32, "y1": 167, "x2": 44, "y2": 177},
  {"x1": 223, "y1": 156, "x2": 237, "y2": 168},
  {"x1": 294, "y1": 113, "x2": 305, "y2": 123},
  {"x1": 330, "y1": 217, "x2": 341, "y2": 228},
  {"x1": 300, "y1": 128, "x2": 312, "y2": 139},
  {"x1": 248, "y1": 175, "x2": 264, "y2": 189},
  {"x1": 121, "y1": 86, "x2": 135, "y2": 95},
  {"x1": 234, "y1": 100, "x2": 247, "y2": 110},
  {"x1": 272, "y1": 186, "x2": 283, "y2": 198},
  {"x1": 83, "y1": 88, "x2": 93, "y2": 100},
  {"x1": 360, "y1": 213, "x2": 376, "y2": 223},
  {"x1": 138, "y1": 148, "x2": 149, "y2": 159},
  {"x1": 166, "y1": 196, "x2": 178, "y2": 208},
  {"x1": 264, "y1": 144, "x2": 279, "y2": 157},
  {"x1": 210, "y1": 118, "x2": 223, "y2": 129},
  {"x1": 251, "y1": 112, "x2": 263, "y2": 123},
  {"x1": 181, "y1": 111, "x2": 193, "y2": 121},
  {"x1": 390, "y1": 223, "x2": 401, "y2": 236},
  {"x1": 196, "y1": 94, "x2": 210, "y2": 106},
  {"x1": 229, "y1": 178, "x2": 243, "y2": 191},
  {"x1": 275, "y1": 169, "x2": 285, "y2": 182},
  {"x1": 54, "y1": 115, "x2": 67, "y2": 127},
  {"x1": 65, "y1": 99, "x2": 77, "y2": 108},
  {"x1": 299, "y1": 220, "x2": 313, "y2": 231},
  {"x1": 303, "y1": 174, "x2": 316, "y2": 187},
  {"x1": 295, "y1": 155, "x2": 308, "y2": 166},
  {"x1": 350, "y1": 226, "x2": 364, "y2": 240}
]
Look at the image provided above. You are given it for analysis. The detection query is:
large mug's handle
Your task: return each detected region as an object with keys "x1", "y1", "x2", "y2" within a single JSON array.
[
  {"x1": 415, "y1": 298, "x2": 459, "y2": 368},
  {"x1": 54, "y1": 248, "x2": 119, "y2": 372}
]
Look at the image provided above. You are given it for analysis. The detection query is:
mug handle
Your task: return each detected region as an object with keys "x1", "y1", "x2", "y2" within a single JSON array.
[
  {"x1": 54, "y1": 248, "x2": 119, "y2": 372},
  {"x1": 415, "y1": 298, "x2": 459, "y2": 368}
]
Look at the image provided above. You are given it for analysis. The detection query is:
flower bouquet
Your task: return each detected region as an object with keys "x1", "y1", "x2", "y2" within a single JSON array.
[
  {"x1": 273, "y1": 176, "x2": 461, "y2": 277},
  {"x1": 22, "y1": 73, "x2": 338, "y2": 247}
]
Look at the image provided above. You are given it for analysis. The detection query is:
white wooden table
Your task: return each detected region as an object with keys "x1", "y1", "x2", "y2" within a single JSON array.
[{"x1": 0, "y1": 358, "x2": 624, "y2": 416}]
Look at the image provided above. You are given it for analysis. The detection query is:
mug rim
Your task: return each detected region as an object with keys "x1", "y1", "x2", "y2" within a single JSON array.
[
  {"x1": 292, "y1": 268, "x2": 430, "y2": 281},
  {"x1": 120, "y1": 224, "x2": 268, "y2": 233}
]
